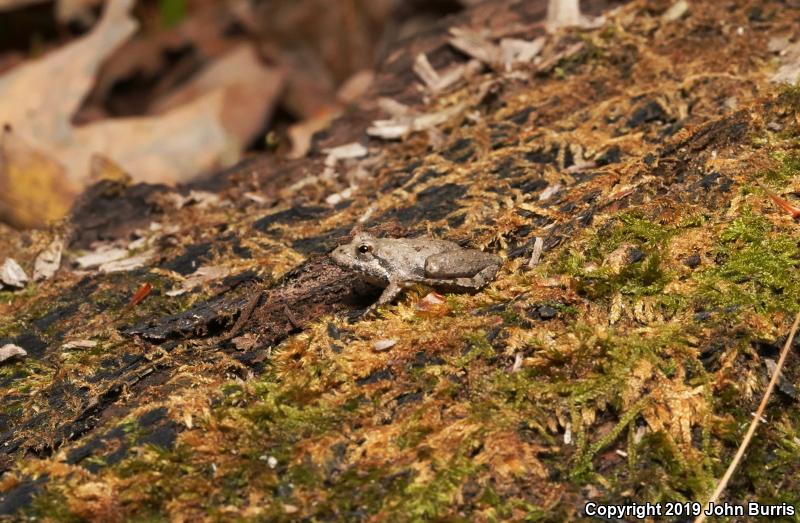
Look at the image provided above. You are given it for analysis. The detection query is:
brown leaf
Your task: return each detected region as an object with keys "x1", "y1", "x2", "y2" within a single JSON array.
[
  {"x1": 0, "y1": 0, "x2": 137, "y2": 145},
  {"x1": 0, "y1": 130, "x2": 78, "y2": 229},
  {"x1": 150, "y1": 45, "x2": 285, "y2": 143},
  {"x1": 0, "y1": 1, "x2": 284, "y2": 227}
]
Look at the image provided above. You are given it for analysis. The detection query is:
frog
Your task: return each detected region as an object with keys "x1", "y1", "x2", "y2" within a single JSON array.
[{"x1": 331, "y1": 232, "x2": 503, "y2": 315}]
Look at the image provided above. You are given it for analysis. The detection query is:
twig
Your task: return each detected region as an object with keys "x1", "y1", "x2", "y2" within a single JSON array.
[{"x1": 694, "y1": 311, "x2": 800, "y2": 523}]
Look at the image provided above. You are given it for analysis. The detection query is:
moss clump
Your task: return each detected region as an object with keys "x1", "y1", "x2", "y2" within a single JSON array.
[
  {"x1": 695, "y1": 211, "x2": 800, "y2": 313},
  {"x1": 551, "y1": 213, "x2": 678, "y2": 300},
  {"x1": 393, "y1": 453, "x2": 479, "y2": 520},
  {"x1": 759, "y1": 153, "x2": 800, "y2": 185}
]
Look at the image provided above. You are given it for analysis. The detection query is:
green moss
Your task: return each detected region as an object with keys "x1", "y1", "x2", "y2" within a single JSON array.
[
  {"x1": 456, "y1": 331, "x2": 496, "y2": 367},
  {"x1": 588, "y1": 213, "x2": 675, "y2": 258},
  {"x1": 394, "y1": 452, "x2": 479, "y2": 520},
  {"x1": 695, "y1": 211, "x2": 800, "y2": 313},
  {"x1": 759, "y1": 153, "x2": 800, "y2": 185},
  {"x1": 629, "y1": 431, "x2": 714, "y2": 502},
  {"x1": 321, "y1": 465, "x2": 413, "y2": 519},
  {"x1": 550, "y1": 213, "x2": 685, "y2": 301},
  {"x1": 27, "y1": 489, "x2": 82, "y2": 522}
]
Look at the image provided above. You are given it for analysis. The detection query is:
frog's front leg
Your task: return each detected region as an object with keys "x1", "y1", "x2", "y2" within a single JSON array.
[
  {"x1": 419, "y1": 263, "x2": 500, "y2": 291},
  {"x1": 362, "y1": 280, "x2": 404, "y2": 316}
]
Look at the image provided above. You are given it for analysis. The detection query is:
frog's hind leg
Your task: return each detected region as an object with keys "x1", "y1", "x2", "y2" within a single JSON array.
[
  {"x1": 419, "y1": 263, "x2": 500, "y2": 292},
  {"x1": 425, "y1": 250, "x2": 501, "y2": 279}
]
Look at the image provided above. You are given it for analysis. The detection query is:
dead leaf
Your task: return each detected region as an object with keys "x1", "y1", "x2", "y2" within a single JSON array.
[
  {"x1": 527, "y1": 237, "x2": 544, "y2": 267},
  {"x1": 287, "y1": 106, "x2": 342, "y2": 159},
  {"x1": 1, "y1": 257, "x2": 29, "y2": 288},
  {"x1": 62, "y1": 340, "x2": 98, "y2": 350},
  {"x1": 150, "y1": 45, "x2": 284, "y2": 144},
  {"x1": 0, "y1": 130, "x2": 79, "y2": 229},
  {"x1": 0, "y1": 344, "x2": 26, "y2": 364},
  {"x1": 75, "y1": 245, "x2": 129, "y2": 269},
  {"x1": 499, "y1": 37, "x2": 546, "y2": 71},
  {"x1": 33, "y1": 238, "x2": 64, "y2": 281},
  {"x1": 0, "y1": 0, "x2": 284, "y2": 227},
  {"x1": 98, "y1": 249, "x2": 154, "y2": 273},
  {"x1": 373, "y1": 339, "x2": 397, "y2": 352},
  {"x1": 0, "y1": 0, "x2": 137, "y2": 146},
  {"x1": 89, "y1": 154, "x2": 131, "y2": 184},
  {"x1": 416, "y1": 291, "x2": 449, "y2": 316}
]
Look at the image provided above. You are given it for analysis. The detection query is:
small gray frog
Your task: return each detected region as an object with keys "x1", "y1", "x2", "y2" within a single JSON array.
[{"x1": 331, "y1": 232, "x2": 502, "y2": 315}]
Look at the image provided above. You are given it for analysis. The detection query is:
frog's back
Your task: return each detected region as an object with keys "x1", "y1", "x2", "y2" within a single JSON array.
[{"x1": 374, "y1": 237, "x2": 456, "y2": 279}]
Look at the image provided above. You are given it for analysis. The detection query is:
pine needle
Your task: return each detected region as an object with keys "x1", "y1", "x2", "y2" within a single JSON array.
[{"x1": 694, "y1": 311, "x2": 800, "y2": 523}]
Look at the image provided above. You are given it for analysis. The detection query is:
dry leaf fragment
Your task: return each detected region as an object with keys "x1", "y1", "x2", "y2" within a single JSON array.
[
  {"x1": 373, "y1": 339, "x2": 398, "y2": 352},
  {"x1": 1, "y1": 258, "x2": 28, "y2": 288},
  {"x1": 662, "y1": 0, "x2": 690, "y2": 22},
  {"x1": 75, "y1": 246, "x2": 129, "y2": 269},
  {"x1": 366, "y1": 119, "x2": 412, "y2": 140},
  {"x1": 546, "y1": 0, "x2": 605, "y2": 32},
  {"x1": 33, "y1": 238, "x2": 64, "y2": 281},
  {"x1": 413, "y1": 53, "x2": 443, "y2": 91},
  {"x1": 499, "y1": 37, "x2": 546, "y2": 71},
  {"x1": 66, "y1": 90, "x2": 237, "y2": 185},
  {"x1": 62, "y1": 340, "x2": 98, "y2": 350},
  {"x1": 323, "y1": 143, "x2": 368, "y2": 165},
  {"x1": 449, "y1": 27, "x2": 501, "y2": 67},
  {"x1": 772, "y1": 41, "x2": 800, "y2": 84},
  {"x1": 539, "y1": 183, "x2": 562, "y2": 201},
  {"x1": 0, "y1": 344, "x2": 26, "y2": 364},
  {"x1": 99, "y1": 249, "x2": 154, "y2": 273},
  {"x1": 166, "y1": 266, "x2": 230, "y2": 296}
]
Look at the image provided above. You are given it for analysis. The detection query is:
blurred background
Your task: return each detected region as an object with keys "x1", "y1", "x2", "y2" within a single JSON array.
[{"x1": 0, "y1": 0, "x2": 479, "y2": 228}]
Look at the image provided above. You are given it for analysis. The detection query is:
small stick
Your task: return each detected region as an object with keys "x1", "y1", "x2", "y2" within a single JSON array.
[{"x1": 694, "y1": 311, "x2": 800, "y2": 523}]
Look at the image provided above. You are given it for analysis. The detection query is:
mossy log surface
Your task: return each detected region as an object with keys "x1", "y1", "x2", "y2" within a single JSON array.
[{"x1": 3, "y1": 0, "x2": 800, "y2": 520}]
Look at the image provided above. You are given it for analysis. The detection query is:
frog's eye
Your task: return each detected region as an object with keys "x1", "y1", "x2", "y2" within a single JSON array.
[{"x1": 358, "y1": 244, "x2": 372, "y2": 254}]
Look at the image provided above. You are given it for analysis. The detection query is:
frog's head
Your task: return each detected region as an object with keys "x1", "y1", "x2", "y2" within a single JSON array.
[{"x1": 331, "y1": 233, "x2": 389, "y2": 284}]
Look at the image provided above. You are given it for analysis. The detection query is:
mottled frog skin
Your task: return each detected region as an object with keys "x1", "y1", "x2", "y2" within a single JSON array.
[{"x1": 331, "y1": 233, "x2": 502, "y2": 313}]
